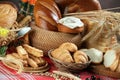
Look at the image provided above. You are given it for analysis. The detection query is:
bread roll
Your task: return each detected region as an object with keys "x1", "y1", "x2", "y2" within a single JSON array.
[
  {"x1": 51, "y1": 48, "x2": 74, "y2": 63},
  {"x1": 104, "y1": 49, "x2": 119, "y2": 71},
  {"x1": 0, "y1": 3, "x2": 17, "y2": 28},
  {"x1": 73, "y1": 50, "x2": 88, "y2": 63},
  {"x1": 34, "y1": 0, "x2": 62, "y2": 31},
  {"x1": 85, "y1": 48, "x2": 103, "y2": 64},
  {"x1": 59, "y1": 42, "x2": 78, "y2": 52}
]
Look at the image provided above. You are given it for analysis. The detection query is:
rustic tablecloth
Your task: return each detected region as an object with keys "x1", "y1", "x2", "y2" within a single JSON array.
[{"x1": 0, "y1": 57, "x2": 118, "y2": 80}]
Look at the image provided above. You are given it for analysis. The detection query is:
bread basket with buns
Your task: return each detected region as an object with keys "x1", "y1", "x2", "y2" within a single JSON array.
[
  {"x1": 29, "y1": 0, "x2": 102, "y2": 55},
  {"x1": 48, "y1": 42, "x2": 91, "y2": 73}
]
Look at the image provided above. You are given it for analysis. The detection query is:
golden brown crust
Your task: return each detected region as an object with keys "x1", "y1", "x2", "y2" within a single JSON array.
[
  {"x1": 34, "y1": 0, "x2": 62, "y2": 31},
  {"x1": 12, "y1": 53, "x2": 21, "y2": 59},
  {"x1": 73, "y1": 50, "x2": 88, "y2": 63},
  {"x1": 57, "y1": 23, "x2": 84, "y2": 34},
  {"x1": 55, "y1": 0, "x2": 101, "y2": 14},
  {"x1": 116, "y1": 60, "x2": 120, "y2": 72},
  {"x1": 27, "y1": 58, "x2": 38, "y2": 68},
  {"x1": 59, "y1": 42, "x2": 78, "y2": 52},
  {"x1": 16, "y1": 46, "x2": 28, "y2": 60},
  {"x1": 109, "y1": 54, "x2": 119, "y2": 71},
  {"x1": 23, "y1": 44, "x2": 43, "y2": 57},
  {"x1": 0, "y1": 3, "x2": 17, "y2": 28},
  {"x1": 51, "y1": 48, "x2": 74, "y2": 63},
  {"x1": 29, "y1": 54, "x2": 41, "y2": 64}
]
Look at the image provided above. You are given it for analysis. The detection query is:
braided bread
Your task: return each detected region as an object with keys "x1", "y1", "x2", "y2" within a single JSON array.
[
  {"x1": 55, "y1": 0, "x2": 101, "y2": 14},
  {"x1": 34, "y1": 0, "x2": 62, "y2": 31}
]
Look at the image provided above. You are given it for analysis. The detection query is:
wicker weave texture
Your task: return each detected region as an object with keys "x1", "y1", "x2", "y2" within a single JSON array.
[{"x1": 29, "y1": 25, "x2": 82, "y2": 54}]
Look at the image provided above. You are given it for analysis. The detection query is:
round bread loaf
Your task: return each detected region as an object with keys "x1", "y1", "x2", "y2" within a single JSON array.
[
  {"x1": 0, "y1": 3, "x2": 17, "y2": 29},
  {"x1": 34, "y1": 0, "x2": 101, "y2": 31},
  {"x1": 55, "y1": 0, "x2": 101, "y2": 14},
  {"x1": 34, "y1": 0, "x2": 62, "y2": 31}
]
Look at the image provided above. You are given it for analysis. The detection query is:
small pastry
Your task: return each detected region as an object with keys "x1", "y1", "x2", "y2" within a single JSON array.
[
  {"x1": 73, "y1": 50, "x2": 88, "y2": 63},
  {"x1": 59, "y1": 42, "x2": 78, "y2": 52},
  {"x1": 51, "y1": 48, "x2": 74, "y2": 63}
]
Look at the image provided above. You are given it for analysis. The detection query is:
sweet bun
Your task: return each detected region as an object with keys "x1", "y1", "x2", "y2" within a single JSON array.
[
  {"x1": 51, "y1": 48, "x2": 74, "y2": 63},
  {"x1": 59, "y1": 42, "x2": 78, "y2": 52},
  {"x1": 73, "y1": 50, "x2": 88, "y2": 63}
]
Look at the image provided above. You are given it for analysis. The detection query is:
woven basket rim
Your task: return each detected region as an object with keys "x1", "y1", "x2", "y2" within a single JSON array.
[{"x1": 48, "y1": 49, "x2": 91, "y2": 66}]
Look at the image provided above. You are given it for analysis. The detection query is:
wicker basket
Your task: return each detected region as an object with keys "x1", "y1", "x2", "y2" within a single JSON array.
[
  {"x1": 48, "y1": 49, "x2": 91, "y2": 73},
  {"x1": 29, "y1": 25, "x2": 82, "y2": 55}
]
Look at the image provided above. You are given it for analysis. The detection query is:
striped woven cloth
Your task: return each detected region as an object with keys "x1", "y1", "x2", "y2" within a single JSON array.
[{"x1": 0, "y1": 57, "x2": 117, "y2": 80}]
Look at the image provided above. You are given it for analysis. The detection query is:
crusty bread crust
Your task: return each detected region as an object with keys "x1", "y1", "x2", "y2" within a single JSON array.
[{"x1": 23, "y1": 44, "x2": 43, "y2": 57}]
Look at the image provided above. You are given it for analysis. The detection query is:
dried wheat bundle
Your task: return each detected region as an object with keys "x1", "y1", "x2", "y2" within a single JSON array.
[{"x1": 65, "y1": 10, "x2": 120, "y2": 52}]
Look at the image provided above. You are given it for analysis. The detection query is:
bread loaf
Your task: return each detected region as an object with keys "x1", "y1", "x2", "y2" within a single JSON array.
[
  {"x1": 109, "y1": 56, "x2": 119, "y2": 71},
  {"x1": 55, "y1": 0, "x2": 101, "y2": 14},
  {"x1": 103, "y1": 50, "x2": 119, "y2": 71},
  {"x1": 57, "y1": 16, "x2": 84, "y2": 33},
  {"x1": 82, "y1": 48, "x2": 103, "y2": 64},
  {"x1": 34, "y1": 0, "x2": 62, "y2": 31},
  {"x1": 116, "y1": 61, "x2": 120, "y2": 72},
  {"x1": 0, "y1": 3, "x2": 17, "y2": 29}
]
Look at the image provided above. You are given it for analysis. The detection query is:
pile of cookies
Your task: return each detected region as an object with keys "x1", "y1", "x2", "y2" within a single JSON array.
[{"x1": 4, "y1": 44, "x2": 49, "y2": 72}]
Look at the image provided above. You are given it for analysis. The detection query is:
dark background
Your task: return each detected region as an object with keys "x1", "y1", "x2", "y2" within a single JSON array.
[
  {"x1": 99, "y1": 0, "x2": 120, "y2": 9},
  {"x1": 0, "y1": 0, "x2": 120, "y2": 11}
]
